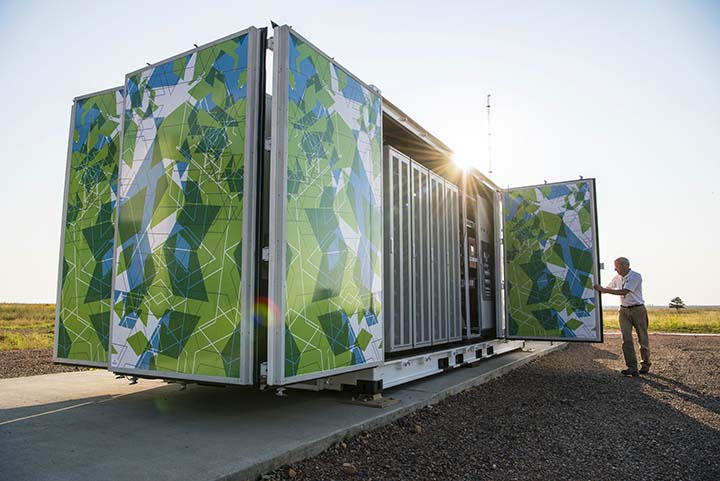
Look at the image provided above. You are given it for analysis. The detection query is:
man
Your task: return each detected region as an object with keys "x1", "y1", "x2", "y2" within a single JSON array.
[{"x1": 594, "y1": 257, "x2": 650, "y2": 377}]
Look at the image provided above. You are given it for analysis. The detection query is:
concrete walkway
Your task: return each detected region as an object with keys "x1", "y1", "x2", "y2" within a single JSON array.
[{"x1": 0, "y1": 341, "x2": 564, "y2": 481}]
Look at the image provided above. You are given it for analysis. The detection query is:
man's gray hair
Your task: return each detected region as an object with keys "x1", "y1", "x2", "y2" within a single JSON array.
[{"x1": 614, "y1": 257, "x2": 630, "y2": 267}]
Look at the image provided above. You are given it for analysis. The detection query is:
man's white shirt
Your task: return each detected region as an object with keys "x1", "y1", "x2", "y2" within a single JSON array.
[{"x1": 607, "y1": 270, "x2": 644, "y2": 306}]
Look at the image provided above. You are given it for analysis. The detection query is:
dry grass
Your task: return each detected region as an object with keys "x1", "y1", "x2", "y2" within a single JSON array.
[
  {"x1": 603, "y1": 306, "x2": 720, "y2": 334},
  {"x1": 0, "y1": 303, "x2": 55, "y2": 351},
  {"x1": 1, "y1": 304, "x2": 717, "y2": 352}
]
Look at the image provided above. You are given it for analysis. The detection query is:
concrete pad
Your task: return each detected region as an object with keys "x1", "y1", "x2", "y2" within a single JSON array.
[{"x1": 0, "y1": 341, "x2": 564, "y2": 481}]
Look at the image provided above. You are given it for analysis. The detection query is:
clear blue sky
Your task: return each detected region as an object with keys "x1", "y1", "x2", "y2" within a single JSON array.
[{"x1": 0, "y1": 0, "x2": 718, "y2": 305}]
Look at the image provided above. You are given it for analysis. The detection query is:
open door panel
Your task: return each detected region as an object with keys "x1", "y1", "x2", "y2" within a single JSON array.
[
  {"x1": 267, "y1": 26, "x2": 384, "y2": 385},
  {"x1": 502, "y1": 179, "x2": 602, "y2": 342},
  {"x1": 55, "y1": 87, "x2": 124, "y2": 367},
  {"x1": 109, "y1": 27, "x2": 264, "y2": 385}
]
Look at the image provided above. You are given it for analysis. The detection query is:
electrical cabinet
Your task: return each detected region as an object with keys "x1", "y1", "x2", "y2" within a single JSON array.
[{"x1": 384, "y1": 147, "x2": 461, "y2": 352}]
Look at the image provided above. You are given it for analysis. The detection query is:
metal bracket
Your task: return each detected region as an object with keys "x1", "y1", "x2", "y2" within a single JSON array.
[
  {"x1": 267, "y1": 37, "x2": 275, "y2": 51},
  {"x1": 264, "y1": 137, "x2": 272, "y2": 151},
  {"x1": 261, "y1": 246, "x2": 270, "y2": 262}
]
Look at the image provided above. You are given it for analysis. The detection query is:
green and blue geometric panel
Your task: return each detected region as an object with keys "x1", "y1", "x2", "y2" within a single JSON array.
[
  {"x1": 111, "y1": 33, "x2": 251, "y2": 380},
  {"x1": 283, "y1": 32, "x2": 384, "y2": 380},
  {"x1": 56, "y1": 87, "x2": 124, "y2": 365},
  {"x1": 503, "y1": 180, "x2": 601, "y2": 341}
]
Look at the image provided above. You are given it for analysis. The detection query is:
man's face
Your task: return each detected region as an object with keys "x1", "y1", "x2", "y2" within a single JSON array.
[{"x1": 614, "y1": 261, "x2": 630, "y2": 276}]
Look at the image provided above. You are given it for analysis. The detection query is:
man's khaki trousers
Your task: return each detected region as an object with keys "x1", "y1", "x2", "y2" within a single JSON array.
[{"x1": 618, "y1": 305, "x2": 651, "y2": 371}]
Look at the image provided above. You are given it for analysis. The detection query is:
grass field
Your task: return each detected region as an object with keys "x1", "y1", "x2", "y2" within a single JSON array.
[
  {"x1": 0, "y1": 303, "x2": 55, "y2": 351},
  {"x1": 602, "y1": 306, "x2": 720, "y2": 334},
  {"x1": 1, "y1": 304, "x2": 718, "y2": 352}
]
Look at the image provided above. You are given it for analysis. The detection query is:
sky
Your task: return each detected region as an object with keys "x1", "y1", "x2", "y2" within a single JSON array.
[{"x1": 0, "y1": 0, "x2": 718, "y2": 306}]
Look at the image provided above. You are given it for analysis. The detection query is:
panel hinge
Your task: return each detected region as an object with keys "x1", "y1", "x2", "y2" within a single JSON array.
[
  {"x1": 264, "y1": 137, "x2": 272, "y2": 151},
  {"x1": 267, "y1": 37, "x2": 275, "y2": 51},
  {"x1": 262, "y1": 246, "x2": 270, "y2": 262}
]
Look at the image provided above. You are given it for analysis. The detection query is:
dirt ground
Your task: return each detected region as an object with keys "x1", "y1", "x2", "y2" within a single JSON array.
[
  {"x1": 0, "y1": 348, "x2": 89, "y2": 378},
  {"x1": 264, "y1": 334, "x2": 720, "y2": 481}
]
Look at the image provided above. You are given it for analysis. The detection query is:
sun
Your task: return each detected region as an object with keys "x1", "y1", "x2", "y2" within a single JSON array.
[{"x1": 452, "y1": 155, "x2": 478, "y2": 171}]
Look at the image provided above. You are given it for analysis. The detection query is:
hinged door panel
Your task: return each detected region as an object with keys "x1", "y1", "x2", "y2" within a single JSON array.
[
  {"x1": 268, "y1": 26, "x2": 384, "y2": 385},
  {"x1": 502, "y1": 179, "x2": 602, "y2": 342},
  {"x1": 55, "y1": 87, "x2": 124, "y2": 367},
  {"x1": 109, "y1": 27, "x2": 264, "y2": 384}
]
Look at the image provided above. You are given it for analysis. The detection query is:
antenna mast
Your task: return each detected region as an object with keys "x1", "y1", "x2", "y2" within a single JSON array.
[{"x1": 486, "y1": 94, "x2": 493, "y2": 176}]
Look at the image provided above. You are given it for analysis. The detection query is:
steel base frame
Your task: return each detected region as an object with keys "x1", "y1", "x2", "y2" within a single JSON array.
[{"x1": 288, "y1": 339, "x2": 524, "y2": 392}]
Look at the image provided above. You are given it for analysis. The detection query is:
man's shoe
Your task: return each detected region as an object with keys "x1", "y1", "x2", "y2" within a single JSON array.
[
  {"x1": 621, "y1": 369, "x2": 639, "y2": 377},
  {"x1": 639, "y1": 367, "x2": 650, "y2": 374}
]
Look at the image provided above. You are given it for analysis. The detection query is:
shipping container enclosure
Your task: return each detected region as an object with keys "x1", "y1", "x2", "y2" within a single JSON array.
[{"x1": 55, "y1": 24, "x2": 603, "y2": 393}]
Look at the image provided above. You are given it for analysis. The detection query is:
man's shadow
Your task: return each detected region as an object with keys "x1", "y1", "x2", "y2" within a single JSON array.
[{"x1": 641, "y1": 372, "x2": 720, "y2": 416}]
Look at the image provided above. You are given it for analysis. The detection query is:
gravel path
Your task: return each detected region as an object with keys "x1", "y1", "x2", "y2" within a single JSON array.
[
  {"x1": 0, "y1": 348, "x2": 88, "y2": 378},
  {"x1": 265, "y1": 334, "x2": 720, "y2": 481}
]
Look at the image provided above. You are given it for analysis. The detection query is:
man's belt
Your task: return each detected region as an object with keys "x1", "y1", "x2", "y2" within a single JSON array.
[{"x1": 621, "y1": 304, "x2": 645, "y2": 308}]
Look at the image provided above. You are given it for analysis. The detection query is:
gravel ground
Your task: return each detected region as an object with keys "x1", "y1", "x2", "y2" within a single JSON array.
[
  {"x1": 0, "y1": 348, "x2": 89, "y2": 378},
  {"x1": 265, "y1": 334, "x2": 720, "y2": 481}
]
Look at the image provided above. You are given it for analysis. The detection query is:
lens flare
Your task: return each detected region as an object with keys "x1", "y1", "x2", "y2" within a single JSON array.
[{"x1": 254, "y1": 297, "x2": 281, "y2": 328}]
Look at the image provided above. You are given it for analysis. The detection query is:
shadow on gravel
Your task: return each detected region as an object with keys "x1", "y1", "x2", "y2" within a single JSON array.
[
  {"x1": 642, "y1": 373, "x2": 720, "y2": 416},
  {"x1": 584, "y1": 345, "x2": 620, "y2": 361}
]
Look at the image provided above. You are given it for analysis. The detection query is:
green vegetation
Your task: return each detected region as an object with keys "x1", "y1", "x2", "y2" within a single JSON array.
[
  {"x1": 603, "y1": 306, "x2": 720, "y2": 334},
  {"x1": 1, "y1": 304, "x2": 718, "y2": 352},
  {"x1": 0, "y1": 303, "x2": 55, "y2": 351}
]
